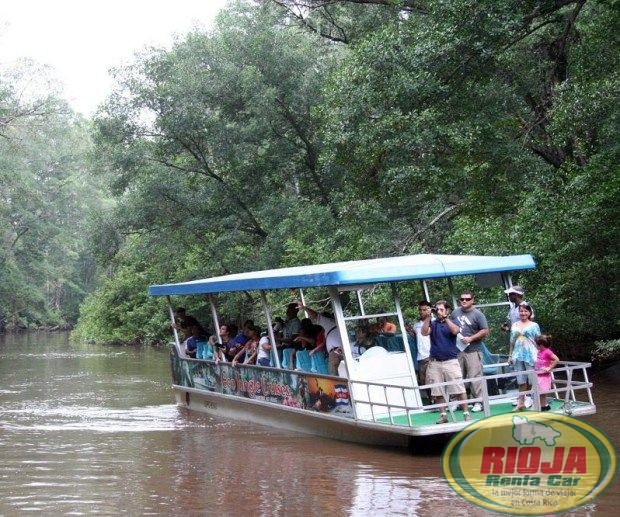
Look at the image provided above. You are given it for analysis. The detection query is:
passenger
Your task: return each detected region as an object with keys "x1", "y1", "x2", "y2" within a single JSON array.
[
  {"x1": 450, "y1": 291, "x2": 489, "y2": 413},
  {"x1": 297, "y1": 301, "x2": 342, "y2": 376},
  {"x1": 534, "y1": 334, "x2": 559, "y2": 411},
  {"x1": 232, "y1": 325, "x2": 260, "y2": 366},
  {"x1": 291, "y1": 318, "x2": 324, "y2": 372},
  {"x1": 421, "y1": 301, "x2": 471, "y2": 424},
  {"x1": 240, "y1": 319, "x2": 255, "y2": 341},
  {"x1": 272, "y1": 316, "x2": 285, "y2": 337},
  {"x1": 173, "y1": 307, "x2": 203, "y2": 342},
  {"x1": 351, "y1": 324, "x2": 376, "y2": 359},
  {"x1": 378, "y1": 316, "x2": 397, "y2": 334},
  {"x1": 501, "y1": 285, "x2": 534, "y2": 331},
  {"x1": 257, "y1": 331, "x2": 273, "y2": 367},
  {"x1": 412, "y1": 301, "x2": 432, "y2": 402},
  {"x1": 295, "y1": 318, "x2": 323, "y2": 349},
  {"x1": 295, "y1": 318, "x2": 313, "y2": 347},
  {"x1": 184, "y1": 324, "x2": 205, "y2": 358},
  {"x1": 281, "y1": 303, "x2": 302, "y2": 346},
  {"x1": 210, "y1": 322, "x2": 239, "y2": 363},
  {"x1": 508, "y1": 302, "x2": 541, "y2": 411},
  {"x1": 404, "y1": 319, "x2": 417, "y2": 361},
  {"x1": 209, "y1": 323, "x2": 230, "y2": 363},
  {"x1": 226, "y1": 320, "x2": 252, "y2": 359}
]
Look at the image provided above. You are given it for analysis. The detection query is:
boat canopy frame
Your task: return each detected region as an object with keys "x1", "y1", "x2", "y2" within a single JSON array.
[{"x1": 148, "y1": 254, "x2": 535, "y2": 297}]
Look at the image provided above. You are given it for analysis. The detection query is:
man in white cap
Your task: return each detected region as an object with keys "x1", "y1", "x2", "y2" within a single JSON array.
[{"x1": 501, "y1": 285, "x2": 534, "y2": 330}]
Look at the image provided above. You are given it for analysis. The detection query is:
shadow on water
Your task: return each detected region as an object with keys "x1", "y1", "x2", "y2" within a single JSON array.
[{"x1": 409, "y1": 434, "x2": 453, "y2": 456}]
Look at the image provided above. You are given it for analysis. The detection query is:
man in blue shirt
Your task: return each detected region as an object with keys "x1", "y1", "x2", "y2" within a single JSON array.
[{"x1": 422, "y1": 301, "x2": 472, "y2": 424}]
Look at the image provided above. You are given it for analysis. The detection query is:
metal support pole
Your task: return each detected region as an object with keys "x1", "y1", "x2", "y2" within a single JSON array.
[
  {"x1": 167, "y1": 296, "x2": 180, "y2": 347},
  {"x1": 260, "y1": 290, "x2": 281, "y2": 368}
]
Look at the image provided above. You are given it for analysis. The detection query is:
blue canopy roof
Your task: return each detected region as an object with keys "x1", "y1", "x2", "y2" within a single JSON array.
[{"x1": 148, "y1": 254, "x2": 535, "y2": 296}]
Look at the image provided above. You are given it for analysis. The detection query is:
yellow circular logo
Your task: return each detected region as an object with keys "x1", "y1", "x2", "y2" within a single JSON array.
[{"x1": 441, "y1": 413, "x2": 618, "y2": 515}]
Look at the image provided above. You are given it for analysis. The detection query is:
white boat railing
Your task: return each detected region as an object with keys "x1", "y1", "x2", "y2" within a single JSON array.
[
  {"x1": 348, "y1": 361, "x2": 594, "y2": 427},
  {"x1": 171, "y1": 342, "x2": 594, "y2": 429}
]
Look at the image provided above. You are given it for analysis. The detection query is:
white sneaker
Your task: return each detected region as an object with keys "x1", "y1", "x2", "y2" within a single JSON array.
[
  {"x1": 524, "y1": 396, "x2": 533, "y2": 409},
  {"x1": 471, "y1": 402, "x2": 483, "y2": 412},
  {"x1": 436, "y1": 413, "x2": 449, "y2": 424}
]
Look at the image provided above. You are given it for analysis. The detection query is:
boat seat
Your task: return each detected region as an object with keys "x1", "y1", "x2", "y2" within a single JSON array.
[
  {"x1": 282, "y1": 348, "x2": 295, "y2": 369},
  {"x1": 359, "y1": 345, "x2": 388, "y2": 360},
  {"x1": 482, "y1": 342, "x2": 503, "y2": 375},
  {"x1": 376, "y1": 334, "x2": 404, "y2": 352},
  {"x1": 295, "y1": 350, "x2": 312, "y2": 372},
  {"x1": 310, "y1": 352, "x2": 328, "y2": 374},
  {"x1": 196, "y1": 340, "x2": 212, "y2": 360}
]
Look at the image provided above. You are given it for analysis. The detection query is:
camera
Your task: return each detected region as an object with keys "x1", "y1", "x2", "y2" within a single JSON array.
[{"x1": 431, "y1": 306, "x2": 438, "y2": 315}]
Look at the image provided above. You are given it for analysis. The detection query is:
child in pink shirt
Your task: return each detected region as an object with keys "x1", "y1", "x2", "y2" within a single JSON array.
[{"x1": 534, "y1": 334, "x2": 559, "y2": 411}]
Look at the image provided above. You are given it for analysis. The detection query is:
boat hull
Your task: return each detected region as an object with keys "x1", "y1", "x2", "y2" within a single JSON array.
[
  {"x1": 172, "y1": 383, "x2": 596, "y2": 445},
  {"x1": 174, "y1": 383, "x2": 421, "y2": 448}
]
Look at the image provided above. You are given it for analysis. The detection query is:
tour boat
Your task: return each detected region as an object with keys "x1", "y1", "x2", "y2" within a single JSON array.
[{"x1": 148, "y1": 254, "x2": 596, "y2": 448}]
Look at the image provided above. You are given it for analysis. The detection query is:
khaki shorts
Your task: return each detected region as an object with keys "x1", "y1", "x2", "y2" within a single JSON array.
[{"x1": 427, "y1": 358, "x2": 466, "y2": 396}]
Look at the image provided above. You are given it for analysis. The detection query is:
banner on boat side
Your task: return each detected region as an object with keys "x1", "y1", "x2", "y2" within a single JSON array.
[
  {"x1": 171, "y1": 351, "x2": 353, "y2": 416},
  {"x1": 441, "y1": 413, "x2": 618, "y2": 515}
]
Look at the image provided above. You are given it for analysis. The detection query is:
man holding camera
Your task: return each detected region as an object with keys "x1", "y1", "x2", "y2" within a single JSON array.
[
  {"x1": 451, "y1": 291, "x2": 489, "y2": 413},
  {"x1": 421, "y1": 301, "x2": 472, "y2": 424}
]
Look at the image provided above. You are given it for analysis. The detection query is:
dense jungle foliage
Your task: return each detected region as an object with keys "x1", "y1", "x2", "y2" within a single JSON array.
[
  {"x1": 0, "y1": 61, "x2": 104, "y2": 331},
  {"x1": 1, "y1": 1, "x2": 618, "y2": 360}
]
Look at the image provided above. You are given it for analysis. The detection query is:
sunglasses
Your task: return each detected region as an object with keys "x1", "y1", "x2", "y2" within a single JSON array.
[{"x1": 460, "y1": 297, "x2": 472, "y2": 301}]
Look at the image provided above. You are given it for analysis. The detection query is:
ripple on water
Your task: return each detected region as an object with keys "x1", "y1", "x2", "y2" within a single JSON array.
[{"x1": 0, "y1": 404, "x2": 221, "y2": 432}]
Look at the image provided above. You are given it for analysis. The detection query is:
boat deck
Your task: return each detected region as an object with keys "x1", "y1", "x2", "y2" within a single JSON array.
[
  {"x1": 348, "y1": 358, "x2": 595, "y2": 435},
  {"x1": 376, "y1": 398, "x2": 593, "y2": 428}
]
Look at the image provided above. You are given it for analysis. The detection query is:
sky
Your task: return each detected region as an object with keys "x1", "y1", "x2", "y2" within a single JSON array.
[{"x1": 0, "y1": 0, "x2": 229, "y2": 115}]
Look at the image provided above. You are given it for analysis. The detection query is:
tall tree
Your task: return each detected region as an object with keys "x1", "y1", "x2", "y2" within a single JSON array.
[
  {"x1": 316, "y1": 0, "x2": 619, "y2": 342},
  {"x1": 92, "y1": 0, "x2": 346, "y2": 277},
  {"x1": 0, "y1": 61, "x2": 103, "y2": 329},
  {"x1": 270, "y1": 0, "x2": 410, "y2": 43}
]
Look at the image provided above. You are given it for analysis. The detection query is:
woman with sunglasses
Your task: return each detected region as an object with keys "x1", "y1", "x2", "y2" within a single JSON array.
[{"x1": 508, "y1": 302, "x2": 541, "y2": 411}]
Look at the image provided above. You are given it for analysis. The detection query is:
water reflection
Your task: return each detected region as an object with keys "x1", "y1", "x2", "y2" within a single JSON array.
[{"x1": 0, "y1": 333, "x2": 618, "y2": 515}]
